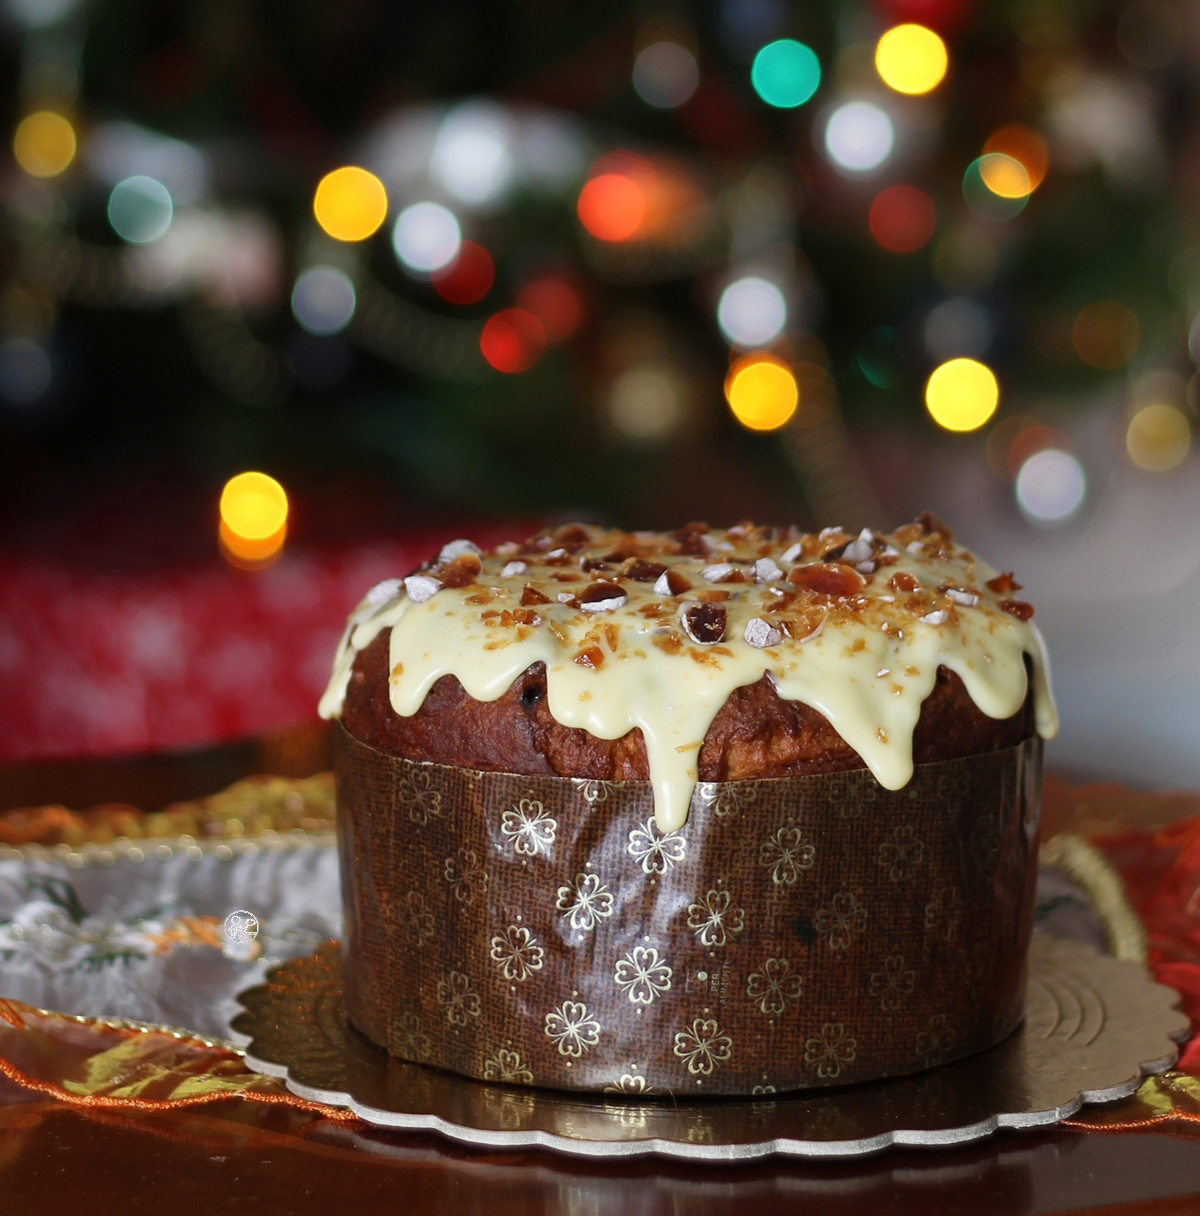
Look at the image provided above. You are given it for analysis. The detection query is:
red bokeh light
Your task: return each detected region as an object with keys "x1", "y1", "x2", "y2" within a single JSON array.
[
  {"x1": 516, "y1": 277, "x2": 584, "y2": 344},
  {"x1": 868, "y1": 185, "x2": 937, "y2": 253},
  {"x1": 577, "y1": 173, "x2": 647, "y2": 242},
  {"x1": 431, "y1": 240, "x2": 495, "y2": 305},
  {"x1": 480, "y1": 309, "x2": 546, "y2": 374},
  {"x1": 1006, "y1": 424, "x2": 1068, "y2": 477}
]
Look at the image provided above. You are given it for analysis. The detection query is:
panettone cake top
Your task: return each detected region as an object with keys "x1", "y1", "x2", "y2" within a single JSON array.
[{"x1": 321, "y1": 517, "x2": 1057, "y2": 831}]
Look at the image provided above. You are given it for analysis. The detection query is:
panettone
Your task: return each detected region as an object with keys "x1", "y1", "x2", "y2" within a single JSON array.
[{"x1": 320, "y1": 517, "x2": 1057, "y2": 1095}]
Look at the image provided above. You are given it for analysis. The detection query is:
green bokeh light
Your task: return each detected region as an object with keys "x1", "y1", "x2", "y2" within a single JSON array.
[
  {"x1": 751, "y1": 40, "x2": 821, "y2": 109},
  {"x1": 962, "y1": 158, "x2": 1028, "y2": 222}
]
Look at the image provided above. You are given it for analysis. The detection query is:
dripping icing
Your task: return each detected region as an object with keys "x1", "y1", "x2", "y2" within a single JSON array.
[{"x1": 319, "y1": 522, "x2": 1058, "y2": 833}]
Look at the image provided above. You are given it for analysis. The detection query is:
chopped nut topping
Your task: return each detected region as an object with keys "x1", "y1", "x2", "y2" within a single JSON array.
[
  {"x1": 702, "y1": 562, "x2": 735, "y2": 582},
  {"x1": 944, "y1": 587, "x2": 978, "y2": 607},
  {"x1": 780, "y1": 542, "x2": 804, "y2": 563},
  {"x1": 625, "y1": 559, "x2": 667, "y2": 582},
  {"x1": 500, "y1": 561, "x2": 528, "y2": 578},
  {"x1": 404, "y1": 574, "x2": 442, "y2": 603},
  {"x1": 441, "y1": 554, "x2": 482, "y2": 588},
  {"x1": 437, "y1": 538, "x2": 482, "y2": 564},
  {"x1": 364, "y1": 578, "x2": 403, "y2": 607},
  {"x1": 920, "y1": 610, "x2": 949, "y2": 626},
  {"x1": 753, "y1": 557, "x2": 783, "y2": 583},
  {"x1": 788, "y1": 563, "x2": 865, "y2": 598},
  {"x1": 694, "y1": 589, "x2": 731, "y2": 602},
  {"x1": 915, "y1": 511, "x2": 952, "y2": 540},
  {"x1": 842, "y1": 528, "x2": 875, "y2": 564},
  {"x1": 520, "y1": 585, "x2": 551, "y2": 605},
  {"x1": 578, "y1": 581, "x2": 627, "y2": 612},
  {"x1": 888, "y1": 572, "x2": 919, "y2": 593},
  {"x1": 680, "y1": 602, "x2": 727, "y2": 645},
  {"x1": 744, "y1": 617, "x2": 783, "y2": 648},
  {"x1": 653, "y1": 569, "x2": 692, "y2": 596},
  {"x1": 1000, "y1": 599, "x2": 1035, "y2": 621},
  {"x1": 986, "y1": 572, "x2": 1023, "y2": 594}
]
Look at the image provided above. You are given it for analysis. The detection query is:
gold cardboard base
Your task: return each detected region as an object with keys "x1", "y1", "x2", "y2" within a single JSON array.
[{"x1": 231, "y1": 934, "x2": 1188, "y2": 1161}]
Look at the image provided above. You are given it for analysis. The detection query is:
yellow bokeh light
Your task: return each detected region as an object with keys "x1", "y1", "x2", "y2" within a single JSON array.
[
  {"x1": 13, "y1": 111, "x2": 77, "y2": 178},
  {"x1": 219, "y1": 471, "x2": 289, "y2": 566},
  {"x1": 313, "y1": 166, "x2": 388, "y2": 242},
  {"x1": 978, "y1": 152, "x2": 1031, "y2": 199},
  {"x1": 1125, "y1": 404, "x2": 1191, "y2": 472},
  {"x1": 925, "y1": 358, "x2": 999, "y2": 432},
  {"x1": 875, "y1": 24, "x2": 948, "y2": 95},
  {"x1": 725, "y1": 355, "x2": 799, "y2": 431}
]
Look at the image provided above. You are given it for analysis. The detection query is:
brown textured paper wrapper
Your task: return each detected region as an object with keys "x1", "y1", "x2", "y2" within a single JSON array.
[{"x1": 334, "y1": 723, "x2": 1042, "y2": 1096}]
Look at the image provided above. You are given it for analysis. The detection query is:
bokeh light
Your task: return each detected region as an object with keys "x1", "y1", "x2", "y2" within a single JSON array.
[
  {"x1": 1005, "y1": 422, "x2": 1068, "y2": 478},
  {"x1": 868, "y1": 184, "x2": 936, "y2": 253},
  {"x1": 924, "y1": 357, "x2": 999, "y2": 432},
  {"x1": 717, "y1": 276, "x2": 787, "y2": 347},
  {"x1": 1072, "y1": 300, "x2": 1140, "y2": 369},
  {"x1": 924, "y1": 297, "x2": 991, "y2": 360},
  {"x1": 0, "y1": 337, "x2": 52, "y2": 405},
  {"x1": 577, "y1": 173, "x2": 647, "y2": 242},
  {"x1": 824, "y1": 102, "x2": 894, "y2": 172},
  {"x1": 978, "y1": 153, "x2": 1031, "y2": 200},
  {"x1": 13, "y1": 111, "x2": 76, "y2": 178},
  {"x1": 633, "y1": 41, "x2": 700, "y2": 109},
  {"x1": 1125, "y1": 403, "x2": 1191, "y2": 472},
  {"x1": 750, "y1": 39, "x2": 821, "y2": 108},
  {"x1": 313, "y1": 166, "x2": 388, "y2": 242},
  {"x1": 108, "y1": 176, "x2": 173, "y2": 243},
  {"x1": 983, "y1": 125, "x2": 1048, "y2": 191},
  {"x1": 517, "y1": 276, "x2": 584, "y2": 343},
  {"x1": 392, "y1": 202, "x2": 462, "y2": 274},
  {"x1": 480, "y1": 308, "x2": 546, "y2": 374},
  {"x1": 431, "y1": 240, "x2": 494, "y2": 305},
  {"x1": 962, "y1": 158, "x2": 1027, "y2": 221},
  {"x1": 725, "y1": 354, "x2": 798, "y2": 431},
  {"x1": 219, "y1": 471, "x2": 288, "y2": 567},
  {"x1": 609, "y1": 364, "x2": 686, "y2": 439},
  {"x1": 874, "y1": 24, "x2": 948, "y2": 95},
  {"x1": 291, "y1": 266, "x2": 356, "y2": 335},
  {"x1": 430, "y1": 103, "x2": 514, "y2": 207},
  {"x1": 1016, "y1": 449, "x2": 1086, "y2": 524}
]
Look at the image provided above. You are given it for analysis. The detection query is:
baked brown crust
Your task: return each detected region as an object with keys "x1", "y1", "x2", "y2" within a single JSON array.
[{"x1": 342, "y1": 627, "x2": 1035, "y2": 780}]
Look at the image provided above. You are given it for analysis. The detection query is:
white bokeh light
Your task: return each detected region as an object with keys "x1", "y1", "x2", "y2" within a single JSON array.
[
  {"x1": 107, "y1": 175, "x2": 174, "y2": 243},
  {"x1": 1016, "y1": 449, "x2": 1087, "y2": 525},
  {"x1": 824, "y1": 102, "x2": 894, "y2": 172},
  {"x1": 430, "y1": 102, "x2": 514, "y2": 206},
  {"x1": 632, "y1": 42, "x2": 700, "y2": 109},
  {"x1": 717, "y1": 276, "x2": 788, "y2": 347},
  {"x1": 391, "y1": 202, "x2": 462, "y2": 274},
  {"x1": 291, "y1": 266, "x2": 357, "y2": 335}
]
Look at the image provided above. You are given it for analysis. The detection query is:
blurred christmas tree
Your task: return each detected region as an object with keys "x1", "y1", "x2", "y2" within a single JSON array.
[{"x1": 0, "y1": 0, "x2": 1195, "y2": 544}]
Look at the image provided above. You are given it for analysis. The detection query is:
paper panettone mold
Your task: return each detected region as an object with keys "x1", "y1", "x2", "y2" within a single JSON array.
[{"x1": 335, "y1": 724, "x2": 1043, "y2": 1096}]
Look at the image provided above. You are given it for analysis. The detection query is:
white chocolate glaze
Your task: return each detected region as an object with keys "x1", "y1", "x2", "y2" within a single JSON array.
[{"x1": 320, "y1": 520, "x2": 1057, "y2": 832}]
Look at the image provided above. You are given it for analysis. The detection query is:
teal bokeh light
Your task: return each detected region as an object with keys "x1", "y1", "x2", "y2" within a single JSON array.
[{"x1": 751, "y1": 40, "x2": 821, "y2": 109}]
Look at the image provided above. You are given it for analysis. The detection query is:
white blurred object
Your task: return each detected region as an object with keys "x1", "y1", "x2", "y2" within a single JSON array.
[
  {"x1": 86, "y1": 122, "x2": 208, "y2": 206},
  {"x1": 717, "y1": 276, "x2": 787, "y2": 346},
  {"x1": 924, "y1": 298, "x2": 992, "y2": 360},
  {"x1": 126, "y1": 209, "x2": 282, "y2": 310},
  {"x1": 1016, "y1": 450, "x2": 1087, "y2": 525},
  {"x1": 107, "y1": 176, "x2": 173, "y2": 244},
  {"x1": 633, "y1": 42, "x2": 700, "y2": 109},
  {"x1": 5, "y1": 0, "x2": 79, "y2": 27},
  {"x1": 1047, "y1": 70, "x2": 1167, "y2": 192},
  {"x1": 391, "y1": 201, "x2": 461, "y2": 273},
  {"x1": 291, "y1": 266, "x2": 356, "y2": 335},
  {"x1": 608, "y1": 364, "x2": 686, "y2": 440},
  {"x1": 430, "y1": 101, "x2": 514, "y2": 206},
  {"x1": 824, "y1": 102, "x2": 894, "y2": 172}
]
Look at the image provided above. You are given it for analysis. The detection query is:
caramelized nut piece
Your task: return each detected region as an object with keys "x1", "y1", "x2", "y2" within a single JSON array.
[
  {"x1": 578, "y1": 581, "x2": 627, "y2": 612},
  {"x1": 744, "y1": 617, "x2": 783, "y2": 648},
  {"x1": 1000, "y1": 599, "x2": 1035, "y2": 621},
  {"x1": 625, "y1": 559, "x2": 667, "y2": 582},
  {"x1": 986, "y1": 572, "x2": 1023, "y2": 594},
  {"x1": 520, "y1": 585, "x2": 551, "y2": 605},
  {"x1": 653, "y1": 569, "x2": 692, "y2": 596},
  {"x1": 888, "y1": 571, "x2": 919, "y2": 593},
  {"x1": 789, "y1": 562, "x2": 865, "y2": 598},
  {"x1": 680, "y1": 602, "x2": 727, "y2": 645},
  {"x1": 915, "y1": 511, "x2": 952, "y2": 540},
  {"x1": 441, "y1": 554, "x2": 482, "y2": 588},
  {"x1": 573, "y1": 645, "x2": 605, "y2": 668}
]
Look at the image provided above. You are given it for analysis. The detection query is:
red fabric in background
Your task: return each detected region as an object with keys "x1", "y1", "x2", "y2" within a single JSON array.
[
  {"x1": 0, "y1": 524, "x2": 523, "y2": 762},
  {"x1": 1094, "y1": 823, "x2": 1200, "y2": 1071}
]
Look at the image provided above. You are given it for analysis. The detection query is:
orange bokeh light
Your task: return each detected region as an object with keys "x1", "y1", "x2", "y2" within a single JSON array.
[
  {"x1": 516, "y1": 276, "x2": 585, "y2": 344},
  {"x1": 868, "y1": 184, "x2": 937, "y2": 253},
  {"x1": 982, "y1": 125, "x2": 1048, "y2": 192},
  {"x1": 480, "y1": 308, "x2": 547, "y2": 374},
  {"x1": 218, "y1": 471, "x2": 288, "y2": 568},
  {"x1": 431, "y1": 240, "x2": 495, "y2": 305},
  {"x1": 577, "y1": 173, "x2": 647, "y2": 242}
]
